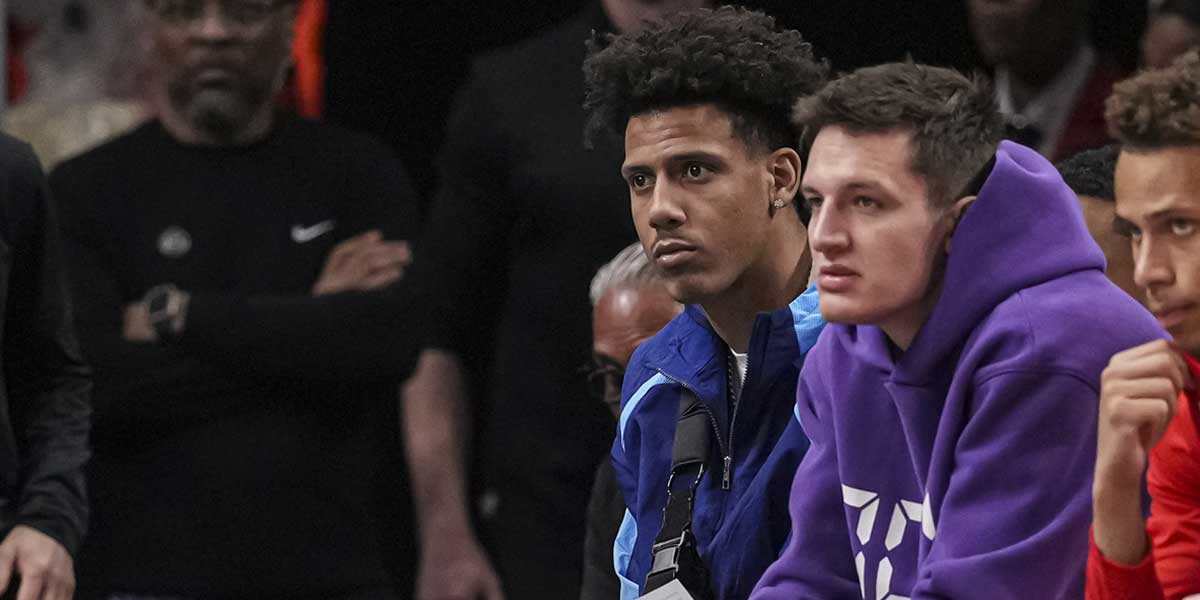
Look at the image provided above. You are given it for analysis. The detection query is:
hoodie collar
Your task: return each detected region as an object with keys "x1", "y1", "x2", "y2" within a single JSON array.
[{"x1": 839, "y1": 142, "x2": 1105, "y2": 385}]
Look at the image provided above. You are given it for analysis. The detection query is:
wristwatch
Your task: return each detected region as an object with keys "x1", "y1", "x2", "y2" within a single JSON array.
[{"x1": 144, "y1": 284, "x2": 186, "y2": 343}]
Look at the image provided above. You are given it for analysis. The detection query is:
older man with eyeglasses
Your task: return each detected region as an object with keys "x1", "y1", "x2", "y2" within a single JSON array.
[{"x1": 49, "y1": 1, "x2": 425, "y2": 598}]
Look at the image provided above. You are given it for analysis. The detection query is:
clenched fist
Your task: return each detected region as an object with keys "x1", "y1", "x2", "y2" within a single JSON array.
[{"x1": 1093, "y1": 339, "x2": 1195, "y2": 564}]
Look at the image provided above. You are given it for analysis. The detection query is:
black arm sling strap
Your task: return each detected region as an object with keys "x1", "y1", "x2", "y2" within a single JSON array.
[{"x1": 643, "y1": 388, "x2": 713, "y2": 598}]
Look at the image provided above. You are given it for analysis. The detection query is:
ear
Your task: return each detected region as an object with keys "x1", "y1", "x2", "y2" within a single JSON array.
[
  {"x1": 767, "y1": 147, "x2": 803, "y2": 216},
  {"x1": 943, "y1": 195, "x2": 976, "y2": 254}
]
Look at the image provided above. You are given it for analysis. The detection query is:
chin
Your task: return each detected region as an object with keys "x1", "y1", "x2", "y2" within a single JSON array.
[
  {"x1": 662, "y1": 273, "x2": 721, "y2": 306},
  {"x1": 818, "y1": 294, "x2": 883, "y2": 325}
]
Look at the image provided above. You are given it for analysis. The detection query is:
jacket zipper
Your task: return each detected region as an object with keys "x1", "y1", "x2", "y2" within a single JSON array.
[
  {"x1": 724, "y1": 351, "x2": 746, "y2": 490},
  {"x1": 656, "y1": 370, "x2": 731, "y2": 487},
  {"x1": 724, "y1": 314, "x2": 769, "y2": 490}
]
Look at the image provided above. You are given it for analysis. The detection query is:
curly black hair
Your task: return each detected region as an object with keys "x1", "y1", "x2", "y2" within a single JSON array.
[
  {"x1": 582, "y1": 6, "x2": 828, "y2": 153},
  {"x1": 1056, "y1": 144, "x2": 1119, "y2": 202}
]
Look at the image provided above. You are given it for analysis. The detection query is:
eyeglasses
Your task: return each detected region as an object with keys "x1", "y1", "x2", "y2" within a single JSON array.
[
  {"x1": 580, "y1": 359, "x2": 626, "y2": 408},
  {"x1": 145, "y1": 0, "x2": 291, "y2": 27}
]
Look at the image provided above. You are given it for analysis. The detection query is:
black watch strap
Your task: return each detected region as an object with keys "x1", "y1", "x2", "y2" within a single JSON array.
[{"x1": 145, "y1": 284, "x2": 180, "y2": 343}]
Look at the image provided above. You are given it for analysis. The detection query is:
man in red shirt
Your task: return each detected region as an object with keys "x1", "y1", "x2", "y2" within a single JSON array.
[{"x1": 1088, "y1": 50, "x2": 1200, "y2": 600}]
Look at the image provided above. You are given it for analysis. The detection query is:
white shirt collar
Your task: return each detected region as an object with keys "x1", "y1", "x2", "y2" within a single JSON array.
[{"x1": 995, "y1": 42, "x2": 1097, "y2": 157}]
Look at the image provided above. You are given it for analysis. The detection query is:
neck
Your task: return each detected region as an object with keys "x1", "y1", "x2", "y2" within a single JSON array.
[
  {"x1": 153, "y1": 92, "x2": 275, "y2": 147},
  {"x1": 703, "y1": 234, "x2": 810, "y2": 354},
  {"x1": 600, "y1": 0, "x2": 710, "y2": 33},
  {"x1": 879, "y1": 281, "x2": 943, "y2": 352}
]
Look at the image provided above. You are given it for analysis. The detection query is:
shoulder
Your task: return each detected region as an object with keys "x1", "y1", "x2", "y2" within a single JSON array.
[
  {"x1": 968, "y1": 271, "x2": 1165, "y2": 385},
  {"x1": 49, "y1": 121, "x2": 158, "y2": 200},
  {"x1": 0, "y1": 133, "x2": 44, "y2": 191},
  {"x1": 0, "y1": 133, "x2": 45, "y2": 237}
]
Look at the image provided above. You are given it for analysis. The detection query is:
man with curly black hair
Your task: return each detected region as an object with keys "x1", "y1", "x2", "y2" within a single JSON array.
[{"x1": 582, "y1": 7, "x2": 828, "y2": 599}]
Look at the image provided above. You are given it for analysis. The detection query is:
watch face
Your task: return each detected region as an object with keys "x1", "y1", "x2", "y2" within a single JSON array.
[{"x1": 157, "y1": 226, "x2": 192, "y2": 258}]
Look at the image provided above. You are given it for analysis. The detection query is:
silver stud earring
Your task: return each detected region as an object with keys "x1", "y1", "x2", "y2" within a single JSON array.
[{"x1": 772, "y1": 198, "x2": 787, "y2": 209}]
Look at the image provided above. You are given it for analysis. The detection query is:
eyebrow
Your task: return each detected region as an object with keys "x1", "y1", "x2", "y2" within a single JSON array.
[
  {"x1": 801, "y1": 180, "x2": 887, "y2": 196},
  {"x1": 1111, "y1": 215, "x2": 1136, "y2": 237}
]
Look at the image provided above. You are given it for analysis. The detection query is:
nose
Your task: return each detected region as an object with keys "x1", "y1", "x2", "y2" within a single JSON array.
[
  {"x1": 191, "y1": 1, "x2": 236, "y2": 41},
  {"x1": 808, "y1": 203, "x2": 850, "y2": 258},
  {"x1": 1132, "y1": 235, "x2": 1174, "y2": 293},
  {"x1": 646, "y1": 179, "x2": 686, "y2": 231}
]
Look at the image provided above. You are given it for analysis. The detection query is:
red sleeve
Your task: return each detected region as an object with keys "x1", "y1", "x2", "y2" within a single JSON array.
[
  {"x1": 1088, "y1": 358, "x2": 1200, "y2": 600},
  {"x1": 1087, "y1": 528, "x2": 1163, "y2": 600},
  {"x1": 1144, "y1": 359, "x2": 1200, "y2": 599}
]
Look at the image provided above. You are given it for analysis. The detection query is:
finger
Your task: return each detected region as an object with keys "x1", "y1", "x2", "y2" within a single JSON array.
[
  {"x1": 484, "y1": 573, "x2": 506, "y2": 600},
  {"x1": 15, "y1": 573, "x2": 44, "y2": 600},
  {"x1": 381, "y1": 241, "x2": 413, "y2": 266},
  {"x1": 356, "y1": 268, "x2": 403, "y2": 291},
  {"x1": 361, "y1": 243, "x2": 413, "y2": 269},
  {"x1": 328, "y1": 230, "x2": 383, "y2": 265},
  {"x1": 1105, "y1": 377, "x2": 1182, "y2": 410},
  {"x1": 0, "y1": 544, "x2": 15, "y2": 595},
  {"x1": 1109, "y1": 397, "x2": 1175, "y2": 444},
  {"x1": 1106, "y1": 350, "x2": 1190, "y2": 392},
  {"x1": 1113, "y1": 339, "x2": 1176, "y2": 363},
  {"x1": 50, "y1": 576, "x2": 74, "y2": 600}
]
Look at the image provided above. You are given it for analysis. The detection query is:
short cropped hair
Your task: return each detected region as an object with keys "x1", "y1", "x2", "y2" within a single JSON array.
[
  {"x1": 1056, "y1": 145, "x2": 1119, "y2": 202},
  {"x1": 1106, "y1": 50, "x2": 1200, "y2": 149},
  {"x1": 589, "y1": 243, "x2": 662, "y2": 306},
  {"x1": 582, "y1": 6, "x2": 828, "y2": 154},
  {"x1": 792, "y1": 62, "x2": 1003, "y2": 209}
]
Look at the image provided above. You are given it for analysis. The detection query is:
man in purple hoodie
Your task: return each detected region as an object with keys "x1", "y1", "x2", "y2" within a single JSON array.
[{"x1": 750, "y1": 63, "x2": 1164, "y2": 599}]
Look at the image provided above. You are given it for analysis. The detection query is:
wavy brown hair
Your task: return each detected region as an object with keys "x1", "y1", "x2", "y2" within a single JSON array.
[
  {"x1": 1106, "y1": 50, "x2": 1200, "y2": 150},
  {"x1": 791, "y1": 62, "x2": 1003, "y2": 210}
]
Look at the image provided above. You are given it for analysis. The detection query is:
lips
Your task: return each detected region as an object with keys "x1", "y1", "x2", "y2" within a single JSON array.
[
  {"x1": 817, "y1": 264, "x2": 859, "y2": 293},
  {"x1": 652, "y1": 239, "x2": 698, "y2": 269},
  {"x1": 1153, "y1": 302, "x2": 1197, "y2": 332}
]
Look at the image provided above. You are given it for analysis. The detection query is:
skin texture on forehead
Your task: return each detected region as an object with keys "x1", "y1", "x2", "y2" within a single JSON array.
[
  {"x1": 1114, "y1": 147, "x2": 1200, "y2": 356},
  {"x1": 593, "y1": 284, "x2": 683, "y2": 369},
  {"x1": 144, "y1": 0, "x2": 296, "y2": 145},
  {"x1": 592, "y1": 283, "x2": 683, "y2": 416}
]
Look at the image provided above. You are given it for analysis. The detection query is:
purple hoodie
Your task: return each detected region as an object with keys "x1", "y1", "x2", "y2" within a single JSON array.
[{"x1": 751, "y1": 142, "x2": 1165, "y2": 600}]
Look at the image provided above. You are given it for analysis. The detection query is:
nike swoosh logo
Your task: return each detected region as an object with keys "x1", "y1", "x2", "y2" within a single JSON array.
[{"x1": 291, "y1": 220, "x2": 336, "y2": 243}]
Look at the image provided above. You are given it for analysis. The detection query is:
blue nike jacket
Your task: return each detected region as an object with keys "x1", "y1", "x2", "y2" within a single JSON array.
[{"x1": 613, "y1": 286, "x2": 824, "y2": 599}]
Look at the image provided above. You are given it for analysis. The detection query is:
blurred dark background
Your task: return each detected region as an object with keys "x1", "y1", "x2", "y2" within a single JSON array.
[{"x1": 323, "y1": 0, "x2": 1146, "y2": 205}]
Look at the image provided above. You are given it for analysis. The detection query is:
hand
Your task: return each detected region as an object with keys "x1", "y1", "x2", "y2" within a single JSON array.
[
  {"x1": 123, "y1": 286, "x2": 190, "y2": 343},
  {"x1": 0, "y1": 526, "x2": 75, "y2": 600},
  {"x1": 1096, "y1": 339, "x2": 1193, "y2": 489},
  {"x1": 1093, "y1": 339, "x2": 1195, "y2": 563},
  {"x1": 416, "y1": 533, "x2": 505, "y2": 600},
  {"x1": 312, "y1": 230, "x2": 412, "y2": 296},
  {"x1": 122, "y1": 302, "x2": 154, "y2": 343}
]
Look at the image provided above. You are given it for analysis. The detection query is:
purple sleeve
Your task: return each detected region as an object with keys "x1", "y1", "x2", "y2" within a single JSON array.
[
  {"x1": 751, "y1": 370, "x2": 860, "y2": 599},
  {"x1": 911, "y1": 371, "x2": 1096, "y2": 599}
]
